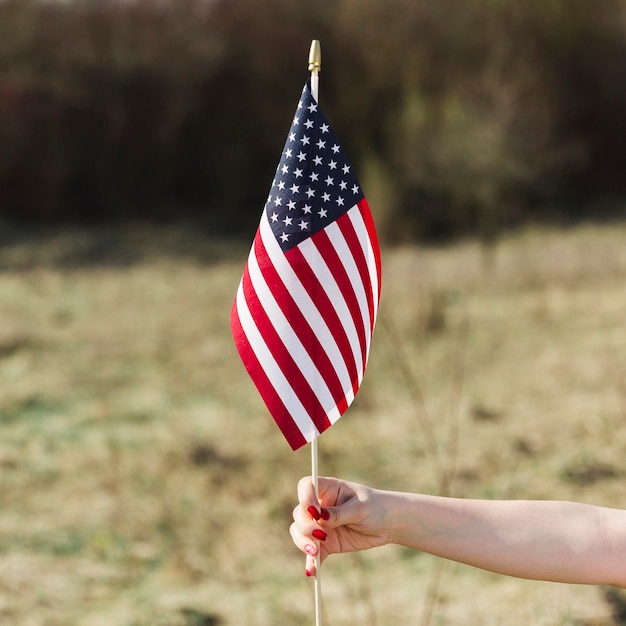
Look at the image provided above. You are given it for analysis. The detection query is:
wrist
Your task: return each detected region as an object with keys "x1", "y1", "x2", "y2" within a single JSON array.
[
  {"x1": 375, "y1": 490, "x2": 413, "y2": 546},
  {"x1": 383, "y1": 491, "x2": 425, "y2": 547}
]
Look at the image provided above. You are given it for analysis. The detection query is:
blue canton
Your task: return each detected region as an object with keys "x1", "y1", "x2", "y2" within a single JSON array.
[{"x1": 265, "y1": 80, "x2": 364, "y2": 252}]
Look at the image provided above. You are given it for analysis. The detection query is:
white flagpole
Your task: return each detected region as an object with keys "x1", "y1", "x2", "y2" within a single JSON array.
[{"x1": 308, "y1": 38, "x2": 323, "y2": 626}]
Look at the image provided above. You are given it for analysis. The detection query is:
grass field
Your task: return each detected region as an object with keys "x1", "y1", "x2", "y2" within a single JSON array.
[{"x1": 1, "y1": 220, "x2": 625, "y2": 625}]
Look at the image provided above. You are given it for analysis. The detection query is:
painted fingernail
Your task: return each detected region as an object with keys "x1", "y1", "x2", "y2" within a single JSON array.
[
  {"x1": 320, "y1": 508, "x2": 330, "y2": 521},
  {"x1": 304, "y1": 543, "x2": 318, "y2": 556},
  {"x1": 305, "y1": 569, "x2": 312, "y2": 577},
  {"x1": 307, "y1": 506, "x2": 321, "y2": 521},
  {"x1": 312, "y1": 529, "x2": 327, "y2": 541}
]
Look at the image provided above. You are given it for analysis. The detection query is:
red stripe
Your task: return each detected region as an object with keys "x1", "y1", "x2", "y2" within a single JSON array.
[
  {"x1": 358, "y1": 197, "x2": 382, "y2": 313},
  {"x1": 284, "y1": 245, "x2": 361, "y2": 398},
  {"x1": 241, "y1": 261, "x2": 333, "y2": 436},
  {"x1": 309, "y1": 226, "x2": 368, "y2": 374},
  {"x1": 230, "y1": 197, "x2": 381, "y2": 450},
  {"x1": 230, "y1": 299, "x2": 307, "y2": 450},
  {"x1": 254, "y1": 234, "x2": 350, "y2": 416},
  {"x1": 335, "y1": 210, "x2": 376, "y2": 343}
]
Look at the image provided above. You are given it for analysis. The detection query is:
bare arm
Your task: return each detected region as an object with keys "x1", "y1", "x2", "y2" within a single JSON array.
[
  {"x1": 291, "y1": 476, "x2": 626, "y2": 587},
  {"x1": 386, "y1": 492, "x2": 626, "y2": 587}
]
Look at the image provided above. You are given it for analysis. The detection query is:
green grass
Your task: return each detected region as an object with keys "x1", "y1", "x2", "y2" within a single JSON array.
[{"x1": 0, "y1": 220, "x2": 625, "y2": 625}]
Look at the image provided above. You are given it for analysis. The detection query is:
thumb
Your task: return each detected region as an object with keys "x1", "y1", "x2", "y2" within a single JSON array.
[{"x1": 321, "y1": 496, "x2": 362, "y2": 529}]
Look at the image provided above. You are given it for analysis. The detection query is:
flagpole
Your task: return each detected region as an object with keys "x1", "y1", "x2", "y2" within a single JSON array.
[
  {"x1": 307, "y1": 38, "x2": 323, "y2": 626},
  {"x1": 311, "y1": 436, "x2": 322, "y2": 626}
]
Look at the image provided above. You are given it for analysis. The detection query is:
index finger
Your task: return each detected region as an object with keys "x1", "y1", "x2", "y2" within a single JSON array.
[{"x1": 297, "y1": 476, "x2": 320, "y2": 512}]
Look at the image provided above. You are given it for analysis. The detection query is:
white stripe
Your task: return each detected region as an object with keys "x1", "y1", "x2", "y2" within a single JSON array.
[
  {"x1": 259, "y1": 214, "x2": 356, "y2": 409},
  {"x1": 299, "y1": 229, "x2": 365, "y2": 387},
  {"x1": 325, "y1": 211, "x2": 373, "y2": 356},
  {"x1": 235, "y1": 279, "x2": 320, "y2": 442},
  {"x1": 246, "y1": 242, "x2": 342, "y2": 423},
  {"x1": 348, "y1": 204, "x2": 381, "y2": 332}
]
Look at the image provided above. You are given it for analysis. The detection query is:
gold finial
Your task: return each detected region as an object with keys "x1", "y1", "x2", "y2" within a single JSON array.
[{"x1": 308, "y1": 39, "x2": 321, "y2": 73}]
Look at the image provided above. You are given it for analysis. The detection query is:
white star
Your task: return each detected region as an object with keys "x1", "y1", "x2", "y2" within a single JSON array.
[
  {"x1": 316, "y1": 139, "x2": 326, "y2": 149},
  {"x1": 325, "y1": 176, "x2": 334, "y2": 186},
  {"x1": 297, "y1": 100, "x2": 303, "y2": 110},
  {"x1": 304, "y1": 119, "x2": 314, "y2": 129},
  {"x1": 308, "y1": 102, "x2": 318, "y2": 113},
  {"x1": 339, "y1": 180, "x2": 348, "y2": 190},
  {"x1": 290, "y1": 184, "x2": 300, "y2": 194},
  {"x1": 328, "y1": 160, "x2": 337, "y2": 170},
  {"x1": 336, "y1": 196, "x2": 345, "y2": 206},
  {"x1": 302, "y1": 204, "x2": 312, "y2": 214},
  {"x1": 297, "y1": 152, "x2": 307, "y2": 162},
  {"x1": 322, "y1": 192, "x2": 331, "y2": 202},
  {"x1": 352, "y1": 184, "x2": 359, "y2": 194},
  {"x1": 277, "y1": 180, "x2": 286, "y2": 190},
  {"x1": 289, "y1": 132, "x2": 296, "y2": 142},
  {"x1": 293, "y1": 116, "x2": 300, "y2": 125},
  {"x1": 300, "y1": 135, "x2": 310, "y2": 145},
  {"x1": 284, "y1": 149, "x2": 292, "y2": 158},
  {"x1": 313, "y1": 155, "x2": 323, "y2": 166},
  {"x1": 331, "y1": 144, "x2": 340, "y2": 154},
  {"x1": 298, "y1": 220, "x2": 309, "y2": 231},
  {"x1": 306, "y1": 188, "x2": 315, "y2": 198},
  {"x1": 287, "y1": 200, "x2": 296, "y2": 210},
  {"x1": 342, "y1": 164, "x2": 350, "y2": 174},
  {"x1": 310, "y1": 172, "x2": 319, "y2": 182},
  {"x1": 294, "y1": 168, "x2": 303, "y2": 178},
  {"x1": 281, "y1": 165, "x2": 288, "y2": 175},
  {"x1": 274, "y1": 196, "x2": 282, "y2": 206},
  {"x1": 320, "y1": 123, "x2": 329, "y2": 133},
  {"x1": 270, "y1": 212, "x2": 279, "y2": 222},
  {"x1": 318, "y1": 208, "x2": 328, "y2": 218},
  {"x1": 280, "y1": 232, "x2": 289, "y2": 242},
  {"x1": 283, "y1": 216, "x2": 293, "y2": 226}
]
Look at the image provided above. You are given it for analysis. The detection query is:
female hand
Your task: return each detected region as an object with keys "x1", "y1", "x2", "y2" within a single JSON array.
[{"x1": 289, "y1": 476, "x2": 391, "y2": 576}]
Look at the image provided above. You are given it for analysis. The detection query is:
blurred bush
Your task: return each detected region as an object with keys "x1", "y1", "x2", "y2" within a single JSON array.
[{"x1": 0, "y1": 0, "x2": 625, "y2": 241}]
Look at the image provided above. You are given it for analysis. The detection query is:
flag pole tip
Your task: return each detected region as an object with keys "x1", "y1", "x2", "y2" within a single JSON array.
[{"x1": 308, "y1": 40, "x2": 321, "y2": 73}]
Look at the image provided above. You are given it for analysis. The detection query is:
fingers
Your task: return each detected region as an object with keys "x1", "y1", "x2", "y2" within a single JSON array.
[
  {"x1": 297, "y1": 476, "x2": 321, "y2": 518},
  {"x1": 289, "y1": 519, "x2": 315, "y2": 553},
  {"x1": 291, "y1": 488, "x2": 331, "y2": 577},
  {"x1": 289, "y1": 517, "x2": 322, "y2": 577},
  {"x1": 297, "y1": 476, "x2": 337, "y2": 522},
  {"x1": 293, "y1": 476, "x2": 355, "y2": 576},
  {"x1": 292, "y1": 502, "x2": 327, "y2": 545}
]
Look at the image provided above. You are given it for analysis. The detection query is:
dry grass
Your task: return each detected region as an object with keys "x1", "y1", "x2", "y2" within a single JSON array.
[{"x1": 0, "y1": 220, "x2": 625, "y2": 625}]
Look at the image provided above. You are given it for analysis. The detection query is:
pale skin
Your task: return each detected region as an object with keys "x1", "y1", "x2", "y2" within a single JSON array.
[{"x1": 290, "y1": 476, "x2": 626, "y2": 588}]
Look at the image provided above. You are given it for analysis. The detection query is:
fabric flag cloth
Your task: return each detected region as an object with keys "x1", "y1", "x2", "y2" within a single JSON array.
[{"x1": 231, "y1": 79, "x2": 382, "y2": 450}]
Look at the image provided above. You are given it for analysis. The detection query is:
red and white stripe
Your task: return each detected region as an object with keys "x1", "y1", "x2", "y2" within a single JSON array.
[{"x1": 231, "y1": 197, "x2": 382, "y2": 450}]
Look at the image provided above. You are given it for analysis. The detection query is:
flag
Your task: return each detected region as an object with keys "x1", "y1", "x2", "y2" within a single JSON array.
[{"x1": 231, "y1": 79, "x2": 382, "y2": 450}]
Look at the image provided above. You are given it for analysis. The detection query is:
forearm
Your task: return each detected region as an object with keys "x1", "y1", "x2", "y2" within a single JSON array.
[{"x1": 382, "y1": 491, "x2": 626, "y2": 587}]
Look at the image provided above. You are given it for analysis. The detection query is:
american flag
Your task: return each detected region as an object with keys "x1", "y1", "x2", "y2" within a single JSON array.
[{"x1": 231, "y1": 79, "x2": 382, "y2": 450}]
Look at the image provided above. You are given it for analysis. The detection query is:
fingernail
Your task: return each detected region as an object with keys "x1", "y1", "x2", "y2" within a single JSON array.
[
  {"x1": 320, "y1": 508, "x2": 330, "y2": 521},
  {"x1": 312, "y1": 529, "x2": 327, "y2": 541},
  {"x1": 304, "y1": 543, "x2": 318, "y2": 556},
  {"x1": 307, "y1": 506, "x2": 321, "y2": 521},
  {"x1": 305, "y1": 569, "x2": 312, "y2": 577}
]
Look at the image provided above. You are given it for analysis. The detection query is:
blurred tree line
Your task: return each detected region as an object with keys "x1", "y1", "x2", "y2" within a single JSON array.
[{"x1": 0, "y1": 0, "x2": 625, "y2": 242}]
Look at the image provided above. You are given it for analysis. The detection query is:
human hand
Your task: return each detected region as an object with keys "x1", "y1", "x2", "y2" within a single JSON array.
[{"x1": 289, "y1": 476, "x2": 391, "y2": 576}]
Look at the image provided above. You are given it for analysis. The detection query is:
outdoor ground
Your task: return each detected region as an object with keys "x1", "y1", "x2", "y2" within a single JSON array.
[{"x1": 0, "y1": 219, "x2": 625, "y2": 625}]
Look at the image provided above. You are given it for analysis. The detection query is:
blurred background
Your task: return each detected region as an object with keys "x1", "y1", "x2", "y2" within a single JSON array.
[
  {"x1": 1, "y1": 0, "x2": 625, "y2": 239},
  {"x1": 1, "y1": 1, "x2": 626, "y2": 625}
]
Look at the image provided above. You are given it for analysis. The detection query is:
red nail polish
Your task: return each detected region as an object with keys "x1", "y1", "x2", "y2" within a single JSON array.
[
  {"x1": 312, "y1": 529, "x2": 327, "y2": 541},
  {"x1": 320, "y1": 508, "x2": 330, "y2": 521},
  {"x1": 307, "y1": 506, "x2": 321, "y2": 521},
  {"x1": 305, "y1": 569, "x2": 312, "y2": 577}
]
